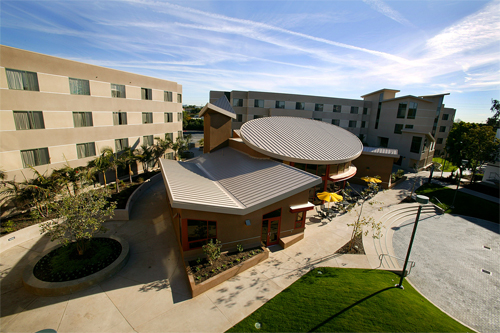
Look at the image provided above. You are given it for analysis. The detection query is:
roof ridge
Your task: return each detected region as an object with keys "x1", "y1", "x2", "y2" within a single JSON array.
[{"x1": 194, "y1": 161, "x2": 246, "y2": 209}]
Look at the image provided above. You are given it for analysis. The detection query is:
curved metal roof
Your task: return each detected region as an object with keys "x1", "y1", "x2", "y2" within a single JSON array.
[{"x1": 239, "y1": 117, "x2": 363, "y2": 164}]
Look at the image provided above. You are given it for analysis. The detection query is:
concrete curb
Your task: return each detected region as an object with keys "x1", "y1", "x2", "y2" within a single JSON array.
[
  {"x1": 22, "y1": 235, "x2": 130, "y2": 297},
  {"x1": 109, "y1": 173, "x2": 162, "y2": 221}
]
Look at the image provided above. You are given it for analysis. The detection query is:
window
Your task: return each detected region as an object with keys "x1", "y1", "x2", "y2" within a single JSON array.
[
  {"x1": 296, "y1": 102, "x2": 305, "y2": 110},
  {"x1": 314, "y1": 118, "x2": 322, "y2": 121},
  {"x1": 113, "y1": 112, "x2": 127, "y2": 125},
  {"x1": 254, "y1": 99, "x2": 264, "y2": 108},
  {"x1": 177, "y1": 112, "x2": 183, "y2": 122},
  {"x1": 350, "y1": 106, "x2": 359, "y2": 114},
  {"x1": 439, "y1": 126, "x2": 446, "y2": 132},
  {"x1": 348, "y1": 120, "x2": 357, "y2": 128},
  {"x1": 166, "y1": 152, "x2": 174, "y2": 160},
  {"x1": 233, "y1": 98, "x2": 243, "y2": 107},
  {"x1": 142, "y1": 112, "x2": 153, "y2": 124},
  {"x1": 224, "y1": 92, "x2": 231, "y2": 101},
  {"x1": 73, "y1": 112, "x2": 93, "y2": 127},
  {"x1": 405, "y1": 124, "x2": 414, "y2": 129},
  {"x1": 141, "y1": 88, "x2": 152, "y2": 100},
  {"x1": 333, "y1": 105, "x2": 341, "y2": 113},
  {"x1": 407, "y1": 102, "x2": 418, "y2": 119},
  {"x1": 164, "y1": 91, "x2": 173, "y2": 102},
  {"x1": 363, "y1": 107, "x2": 368, "y2": 115},
  {"x1": 21, "y1": 148, "x2": 49, "y2": 168},
  {"x1": 115, "y1": 138, "x2": 129, "y2": 152},
  {"x1": 254, "y1": 115, "x2": 263, "y2": 119},
  {"x1": 236, "y1": 114, "x2": 243, "y2": 122},
  {"x1": 378, "y1": 137, "x2": 389, "y2": 148},
  {"x1": 331, "y1": 119, "x2": 340, "y2": 126},
  {"x1": 13, "y1": 111, "x2": 45, "y2": 130},
  {"x1": 359, "y1": 134, "x2": 365, "y2": 142},
  {"x1": 437, "y1": 138, "x2": 443, "y2": 144},
  {"x1": 410, "y1": 136, "x2": 422, "y2": 153},
  {"x1": 165, "y1": 112, "x2": 173, "y2": 123},
  {"x1": 178, "y1": 130, "x2": 183, "y2": 139},
  {"x1": 177, "y1": 93, "x2": 182, "y2": 103},
  {"x1": 442, "y1": 114, "x2": 449, "y2": 121},
  {"x1": 275, "y1": 101, "x2": 285, "y2": 109},
  {"x1": 111, "y1": 84, "x2": 126, "y2": 98},
  {"x1": 143, "y1": 135, "x2": 154, "y2": 146},
  {"x1": 185, "y1": 219, "x2": 217, "y2": 249},
  {"x1": 69, "y1": 78, "x2": 90, "y2": 95},
  {"x1": 315, "y1": 104, "x2": 324, "y2": 111},
  {"x1": 6, "y1": 69, "x2": 39, "y2": 91},
  {"x1": 394, "y1": 124, "x2": 404, "y2": 134},
  {"x1": 397, "y1": 102, "x2": 407, "y2": 118},
  {"x1": 76, "y1": 142, "x2": 96, "y2": 159},
  {"x1": 375, "y1": 93, "x2": 384, "y2": 129},
  {"x1": 166, "y1": 133, "x2": 174, "y2": 141},
  {"x1": 295, "y1": 211, "x2": 306, "y2": 229},
  {"x1": 361, "y1": 121, "x2": 366, "y2": 128}
]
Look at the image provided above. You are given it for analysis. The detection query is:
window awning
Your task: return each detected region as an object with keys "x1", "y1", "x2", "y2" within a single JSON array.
[{"x1": 289, "y1": 202, "x2": 315, "y2": 213}]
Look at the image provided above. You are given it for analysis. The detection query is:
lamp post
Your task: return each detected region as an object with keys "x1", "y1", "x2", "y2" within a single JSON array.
[{"x1": 396, "y1": 200, "x2": 425, "y2": 289}]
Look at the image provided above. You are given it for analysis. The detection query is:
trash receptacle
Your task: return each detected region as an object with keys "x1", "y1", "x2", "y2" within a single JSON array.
[{"x1": 416, "y1": 195, "x2": 429, "y2": 204}]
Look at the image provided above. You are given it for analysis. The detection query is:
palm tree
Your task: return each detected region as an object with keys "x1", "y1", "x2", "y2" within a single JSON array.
[
  {"x1": 101, "y1": 147, "x2": 123, "y2": 194},
  {"x1": 87, "y1": 147, "x2": 113, "y2": 189},
  {"x1": 137, "y1": 144, "x2": 154, "y2": 173},
  {"x1": 171, "y1": 136, "x2": 190, "y2": 161},
  {"x1": 152, "y1": 135, "x2": 172, "y2": 168},
  {"x1": 120, "y1": 147, "x2": 138, "y2": 183}
]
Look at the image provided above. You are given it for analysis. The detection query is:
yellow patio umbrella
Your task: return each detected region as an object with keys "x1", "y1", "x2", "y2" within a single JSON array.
[
  {"x1": 361, "y1": 176, "x2": 382, "y2": 183},
  {"x1": 317, "y1": 192, "x2": 343, "y2": 207}
]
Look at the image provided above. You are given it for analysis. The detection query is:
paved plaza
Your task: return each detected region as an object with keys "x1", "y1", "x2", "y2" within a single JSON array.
[{"x1": 1, "y1": 172, "x2": 498, "y2": 332}]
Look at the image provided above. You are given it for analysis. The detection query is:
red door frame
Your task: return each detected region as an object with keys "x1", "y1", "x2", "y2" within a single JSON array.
[{"x1": 262, "y1": 217, "x2": 281, "y2": 246}]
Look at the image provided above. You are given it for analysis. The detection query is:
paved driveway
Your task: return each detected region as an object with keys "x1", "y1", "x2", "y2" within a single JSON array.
[{"x1": 392, "y1": 214, "x2": 499, "y2": 333}]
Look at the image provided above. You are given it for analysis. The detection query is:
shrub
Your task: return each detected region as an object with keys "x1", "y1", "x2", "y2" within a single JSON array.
[
  {"x1": 236, "y1": 243, "x2": 243, "y2": 252},
  {"x1": 202, "y1": 239, "x2": 222, "y2": 265}
]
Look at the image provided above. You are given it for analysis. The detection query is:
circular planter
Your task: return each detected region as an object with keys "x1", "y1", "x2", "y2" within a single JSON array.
[{"x1": 22, "y1": 235, "x2": 129, "y2": 296}]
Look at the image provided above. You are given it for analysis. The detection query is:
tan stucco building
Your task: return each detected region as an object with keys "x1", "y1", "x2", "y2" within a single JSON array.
[
  {"x1": 210, "y1": 89, "x2": 456, "y2": 171},
  {"x1": 0, "y1": 45, "x2": 183, "y2": 181}
]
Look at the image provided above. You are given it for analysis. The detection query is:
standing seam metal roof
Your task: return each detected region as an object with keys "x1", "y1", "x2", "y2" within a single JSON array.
[
  {"x1": 160, "y1": 147, "x2": 322, "y2": 215},
  {"x1": 239, "y1": 117, "x2": 363, "y2": 164}
]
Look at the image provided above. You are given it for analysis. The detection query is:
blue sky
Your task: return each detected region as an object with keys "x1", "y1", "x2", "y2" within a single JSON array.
[{"x1": 1, "y1": 0, "x2": 499, "y2": 123}]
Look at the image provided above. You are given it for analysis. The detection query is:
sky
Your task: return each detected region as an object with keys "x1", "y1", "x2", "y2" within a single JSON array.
[{"x1": 1, "y1": 0, "x2": 499, "y2": 123}]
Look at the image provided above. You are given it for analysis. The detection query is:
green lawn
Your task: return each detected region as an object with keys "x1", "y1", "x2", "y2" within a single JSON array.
[
  {"x1": 416, "y1": 183, "x2": 499, "y2": 223},
  {"x1": 432, "y1": 157, "x2": 458, "y2": 172},
  {"x1": 227, "y1": 268, "x2": 470, "y2": 332}
]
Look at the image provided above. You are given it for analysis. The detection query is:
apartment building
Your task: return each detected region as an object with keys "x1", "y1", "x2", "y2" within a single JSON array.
[
  {"x1": 0, "y1": 46, "x2": 183, "y2": 181},
  {"x1": 210, "y1": 89, "x2": 456, "y2": 171}
]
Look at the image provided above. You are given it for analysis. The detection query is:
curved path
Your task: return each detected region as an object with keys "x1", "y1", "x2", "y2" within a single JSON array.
[{"x1": 392, "y1": 214, "x2": 499, "y2": 333}]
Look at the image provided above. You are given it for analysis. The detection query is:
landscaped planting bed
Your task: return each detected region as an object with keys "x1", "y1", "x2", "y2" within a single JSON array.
[
  {"x1": 187, "y1": 247, "x2": 264, "y2": 284},
  {"x1": 33, "y1": 238, "x2": 122, "y2": 282}
]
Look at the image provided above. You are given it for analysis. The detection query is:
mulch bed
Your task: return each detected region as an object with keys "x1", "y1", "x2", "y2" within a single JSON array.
[
  {"x1": 335, "y1": 234, "x2": 364, "y2": 254},
  {"x1": 33, "y1": 238, "x2": 122, "y2": 282},
  {"x1": 187, "y1": 247, "x2": 264, "y2": 284}
]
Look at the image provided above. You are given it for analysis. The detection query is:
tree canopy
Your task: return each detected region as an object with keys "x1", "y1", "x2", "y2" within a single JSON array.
[
  {"x1": 486, "y1": 99, "x2": 500, "y2": 129},
  {"x1": 446, "y1": 122, "x2": 499, "y2": 181}
]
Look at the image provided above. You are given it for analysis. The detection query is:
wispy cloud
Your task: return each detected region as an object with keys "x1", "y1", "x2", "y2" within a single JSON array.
[{"x1": 362, "y1": 0, "x2": 415, "y2": 27}]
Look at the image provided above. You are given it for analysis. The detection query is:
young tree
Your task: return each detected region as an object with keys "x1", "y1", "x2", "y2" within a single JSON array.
[
  {"x1": 40, "y1": 189, "x2": 116, "y2": 255},
  {"x1": 87, "y1": 147, "x2": 113, "y2": 188},
  {"x1": 446, "y1": 122, "x2": 500, "y2": 183},
  {"x1": 137, "y1": 144, "x2": 154, "y2": 172},
  {"x1": 120, "y1": 147, "x2": 138, "y2": 183},
  {"x1": 152, "y1": 135, "x2": 172, "y2": 167}
]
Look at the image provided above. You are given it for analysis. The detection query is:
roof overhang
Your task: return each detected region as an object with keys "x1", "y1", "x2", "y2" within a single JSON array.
[
  {"x1": 401, "y1": 130, "x2": 435, "y2": 142},
  {"x1": 328, "y1": 165, "x2": 357, "y2": 182},
  {"x1": 381, "y1": 95, "x2": 433, "y2": 104},
  {"x1": 361, "y1": 88, "x2": 400, "y2": 98},
  {"x1": 289, "y1": 202, "x2": 315, "y2": 213},
  {"x1": 362, "y1": 147, "x2": 400, "y2": 158}
]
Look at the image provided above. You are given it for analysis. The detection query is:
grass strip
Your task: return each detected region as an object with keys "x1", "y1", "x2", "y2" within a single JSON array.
[
  {"x1": 227, "y1": 268, "x2": 470, "y2": 332},
  {"x1": 432, "y1": 157, "x2": 458, "y2": 172},
  {"x1": 416, "y1": 183, "x2": 499, "y2": 223}
]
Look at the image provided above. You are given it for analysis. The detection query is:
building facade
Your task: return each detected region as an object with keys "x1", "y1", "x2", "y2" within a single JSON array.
[
  {"x1": 0, "y1": 46, "x2": 183, "y2": 181},
  {"x1": 210, "y1": 89, "x2": 456, "y2": 171}
]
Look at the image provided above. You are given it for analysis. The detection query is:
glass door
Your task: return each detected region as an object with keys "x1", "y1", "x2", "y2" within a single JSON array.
[{"x1": 261, "y1": 217, "x2": 280, "y2": 246}]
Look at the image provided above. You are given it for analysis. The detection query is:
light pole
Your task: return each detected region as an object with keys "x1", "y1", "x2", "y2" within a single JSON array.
[{"x1": 396, "y1": 200, "x2": 425, "y2": 289}]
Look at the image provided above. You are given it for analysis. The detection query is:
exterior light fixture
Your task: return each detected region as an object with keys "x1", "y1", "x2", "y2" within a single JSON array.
[{"x1": 245, "y1": 220, "x2": 251, "y2": 226}]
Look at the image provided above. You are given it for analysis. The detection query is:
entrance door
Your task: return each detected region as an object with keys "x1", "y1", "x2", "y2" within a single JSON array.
[{"x1": 261, "y1": 218, "x2": 280, "y2": 246}]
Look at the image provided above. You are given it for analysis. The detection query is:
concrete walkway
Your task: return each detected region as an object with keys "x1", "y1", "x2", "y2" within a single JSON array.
[{"x1": 0, "y1": 171, "x2": 495, "y2": 332}]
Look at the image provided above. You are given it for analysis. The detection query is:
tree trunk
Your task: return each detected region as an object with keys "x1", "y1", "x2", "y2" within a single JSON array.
[
  {"x1": 128, "y1": 164, "x2": 133, "y2": 183},
  {"x1": 115, "y1": 167, "x2": 120, "y2": 193}
]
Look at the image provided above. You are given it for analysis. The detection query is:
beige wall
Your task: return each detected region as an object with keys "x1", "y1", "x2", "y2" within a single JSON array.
[
  {"x1": 203, "y1": 110, "x2": 232, "y2": 154},
  {"x1": 0, "y1": 45, "x2": 183, "y2": 180},
  {"x1": 351, "y1": 153, "x2": 398, "y2": 189}
]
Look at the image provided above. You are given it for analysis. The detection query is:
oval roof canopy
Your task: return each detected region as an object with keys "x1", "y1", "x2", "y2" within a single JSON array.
[{"x1": 239, "y1": 117, "x2": 363, "y2": 164}]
